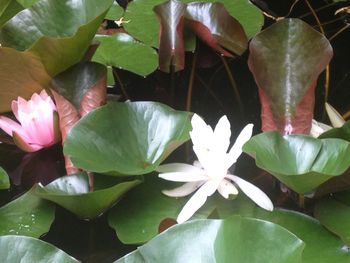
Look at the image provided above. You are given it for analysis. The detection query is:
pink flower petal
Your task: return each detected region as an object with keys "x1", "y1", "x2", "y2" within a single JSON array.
[{"x1": 0, "y1": 116, "x2": 29, "y2": 142}]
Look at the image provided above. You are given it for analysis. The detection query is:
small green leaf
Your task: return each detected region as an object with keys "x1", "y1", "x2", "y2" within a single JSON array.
[
  {"x1": 0, "y1": 235, "x2": 78, "y2": 262},
  {"x1": 243, "y1": 132, "x2": 350, "y2": 193},
  {"x1": 116, "y1": 216, "x2": 305, "y2": 263},
  {"x1": 34, "y1": 173, "x2": 141, "y2": 219},
  {"x1": 320, "y1": 120, "x2": 350, "y2": 142},
  {"x1": 0, "y1": 166, "x2": 10, "y2": 189},
  {"x1": 0, "y1": 189, "x2": 55, "y2": 237},
  {"x1": 64, "y1": 101, "x2": 192, "y2": 176},
  {"x1": 93, "y1": 33, "x2": 158, "y2": 76}
]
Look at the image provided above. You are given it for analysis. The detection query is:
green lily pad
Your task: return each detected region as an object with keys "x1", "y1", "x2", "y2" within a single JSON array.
[
  {"x1": 0, "y1": 166, "x2": 9, "y2": 189},
  {"x1": 64, "y1": 101, "x2": 192, "y2": 176},
  {"x1": 0, "y1": 235, "x2": 78, "y2": 262},
  {"x1": 105, "y1": 1, "x2": 124, "y2": 20},
  {"x1": 243, "y1": 132, "x2": 350, "y2": 194},
  {"x1": 116, "y1": 216, "x2": 304, "y2": 263},
  {"x1": 314, "y1": 192, "x2": 350, "y2": 246},
  {"x1": 34, "y1": 173, "x2": 141, "y2": 219},
  {"x1": 124, "y1": 0, "x2": 262, "y2": 49},
  {"x1": 0, "y1": 0, "x2": 22, "y2": 26},
  {"x1": 320, "y1": 120, "x2": 350, "y2": 141},
  {"x1": 0, "y1": 189, "x2": 55, "y2": 237},
  {"x1": 108, "y1": 175, "x2": 217, "y2": 244},
  {"x1": 0, "y1": 0, "x2": 113, "y2": 76},
  {"x1": 93, "y1": 33, "x2": 158, "y2": 76}
]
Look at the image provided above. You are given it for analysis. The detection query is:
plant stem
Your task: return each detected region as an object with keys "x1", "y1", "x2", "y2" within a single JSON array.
[{"x1": 112, "y1": 68, "x2": 130, "y2": 100}]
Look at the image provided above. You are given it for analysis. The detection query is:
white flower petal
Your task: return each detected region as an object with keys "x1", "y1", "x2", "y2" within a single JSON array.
[
  {"x1": 213, "y1": 115, "x2": 231, "y2": 153},
  {"x1": 157, "y1": 163, "x2": 204, "y2": 174},
  {"x1": 190, "y1": 114, "x2": 213, "y2": 150},
  {"x1": 310, "y1": 119, "x2": 332, "y2": 138},
  {"x1": 217, "y1": 179, "x2": 238, "y2": 199},
  {"x1": 162, "y1": 182, "x2": 204, "y2": 197},
  {"x1": 177, "y1": 180, "x2": 218, "y2": 223},
  {"x1": 325, "y1": 102, "x2": 345, "y2": 128},
  {"x1": 159, "y1": 172, "x2": 208, "y2": 182},
  {"x1": 226, "y1": 174, "x2": 273, "y2": 211},
  {"x1": 227, "y1": 124, "x2": 253, "y2": 165}
]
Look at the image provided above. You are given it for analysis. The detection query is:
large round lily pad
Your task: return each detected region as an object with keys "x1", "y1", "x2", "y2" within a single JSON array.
[
  {"x1": 115, "y1": 216, "x2": 304, "y2": 263},
  {"x1": 64, "y1": 101, "x2": 192, "y2": 176},
  {"x1": 243, "y1": 132, "x2": 350, "y2": 194},
  {"x1": 0, "y1": 235, "x2": 78, "y2": 262}
]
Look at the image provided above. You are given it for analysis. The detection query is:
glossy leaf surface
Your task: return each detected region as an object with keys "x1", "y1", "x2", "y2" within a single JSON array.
[
  {"x1": 93, "y1": 33, "x2": 158, "y2": 76},
  {"x1": 116, "y1": 216, "x2": 304, "y2": 263},
  {"x1": 243, "y1": 132, "x2": 350, "y2": 193},
  {"x1": 314, "y1": 193, "x2": 350, "y2": 246},
  {"x1": 0, "y1": 189, "x2": 55, "y2": 237},
  {"x1": 0, "y1": 235, "x2": 78, "y2": 263},
  {"x1": 320, "y1": 120, "x2": 350, "y2": 141},
  {"x1": 244, "y1": 209, "x2": 350, "y2": 263},
  {"x1": 0, "y1": 0, "x2": 113, "y2": 76},
  {"x1": 64, "y1": 101, "x2": 192, "y2": 175},
  {"x1": 0, "y1": 166, "x2": 10, "y2": 189},
  {"x1": 34, "y1": 173, "x2": 141, "y2": 219},
  {"x1": 124, "y1": 0, "x2": 262, "y2": 49},
  {"x1": 108, "y1": 175, "x2": 215, "y2": 244},
  {"x1": 248, "y1": 18, "x2": 333, "y2": 134}
]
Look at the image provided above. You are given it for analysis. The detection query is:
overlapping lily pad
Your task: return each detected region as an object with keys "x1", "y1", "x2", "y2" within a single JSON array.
[
  {"x1": 0, "y1": 166, "x2": 9, "y2": 189},
  {"x1": 34, "y1": 173, "x2": 141, "y2": 219},
  {"x1": 123, "y1": 0, "x2": 262, "y2": 49},
  {"x1": 0, "y1": 189, "x2": 55, "y2": 237},
  {"x1": 320, "y1": 120, "x2": 350, "y2": 141},
  {"x1": 0, "y1": 235, "x2": 78, "y2": 263},
  {"x1": 108, "y1": 175, "x2": 215, "y2": 244},
  {"x1": 93, "y1": 33, "x2": 158, "y2": 76},
  {"x1": 0, "y1": 0, "x2": 113, "y2": 112},
  {"x1": 64, "y1": 101, "x2": 192, "y2": 176},
  {"x1": 105, "y1": 1, "x2": 124, "y2": 20},
  {"x1": 314, "y1": 192, "x2": 350, "y2": 246},
  {"x1": 243, "y1": 132, "x2": 350, "y2": 193},
  {"x1": 116, "y1": 216, "x2": 305, "y2": 263}
]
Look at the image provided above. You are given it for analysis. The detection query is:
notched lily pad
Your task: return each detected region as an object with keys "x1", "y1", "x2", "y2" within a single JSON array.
[
  {"x1": 115, "y1": 216, "x2": 304, "y2": 263},
  {"x1": 33, "y1": 173, "x2": 141, "y2": 219},
  {"x1": 0, "y1": 235, "x2": 78, "y2": 263},
  {"x1": 63, "y1": 101, "x2": 192, "y2": 176},
  {"x1": 243, "y1": 132, "x2": 350, "y2": 193},
  {"x1": 0, "y1": 188, "x2": 55, "y2": 237}
]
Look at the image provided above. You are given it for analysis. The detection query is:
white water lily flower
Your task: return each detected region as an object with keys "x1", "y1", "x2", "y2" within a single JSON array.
[{"x1": 157, "y1": 114, "x2": 273, "y2": 223}]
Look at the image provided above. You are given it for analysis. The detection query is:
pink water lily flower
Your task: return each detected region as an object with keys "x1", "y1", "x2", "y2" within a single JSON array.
[
  {"x1": 0, "y1": 90, "x2": 60, "y2": 152},
  {"x1": 157, "y1": 114, "x2": 273, "y2": 223}
]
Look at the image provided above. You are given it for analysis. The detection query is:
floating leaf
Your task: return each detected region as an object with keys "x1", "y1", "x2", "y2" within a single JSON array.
[
  {"x1": 0, "y1": 235, "x2": 78, "y2": 262},
  {"x1": 108, "y1": 175, "x2": 215, "y2": 244},
  {"x1": 124, "y1": 0, "x2": 262, "y2": 49},
  {"x1": 0, "y1": 47, "x2": 51, "y2": 112},
  {"x1": 243, "y1": 132, "x2": 350, "y2": 193},
  {"x1": 0, "y1": 0, "x2": 22, "y2": 26},
  {"x1": 0, "y1": 0, "x2": 113, "y2": 76},
  {"x1": 34, "y1": 173, "x2": 141, "y2": 219},
  {"x1": 116, "y1": 216, "x2": 304, "y2": 263},
  {"x1": 319, "y1": 120, "x2": 350, "y2": 141},
  {"x1": 314, "y1": 193, "x2": 350, "y2": 246},
  {"x1": 64, "y1": 101, "x2": 192, "y2": 176},
  {"x1": 248, "y1": 18, "x2": 333, "y2": 134},
  {"x1": 105, "y1": 1, "x2": 124, "y2": 20},
  {"x1": 0, "y1": 166, "x2": 9, "y2": 189},
  {"x1": 93, "y1": 33, "x2": 158, "y2": 76},
  {"x1": 243, "y1": 209, "x2": 350, "y2": 263},
  {"x1": 0, "y1": 189, "x2": 55, "y2": 237}
]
